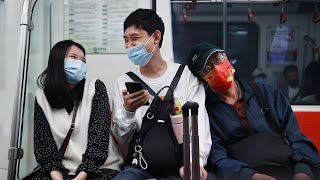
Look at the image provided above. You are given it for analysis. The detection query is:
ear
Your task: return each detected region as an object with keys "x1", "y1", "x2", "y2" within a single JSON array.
[{"x1": 153, "y1": 30, "x2": 162, "y2": 44}]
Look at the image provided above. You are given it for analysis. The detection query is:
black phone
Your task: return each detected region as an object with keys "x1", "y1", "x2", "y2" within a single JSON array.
[{"x1": 125, "y1": 82, "x2": 149, "y2": 105}]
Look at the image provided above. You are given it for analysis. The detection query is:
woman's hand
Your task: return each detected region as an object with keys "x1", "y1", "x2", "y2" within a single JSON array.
[
  {"x1": 50, "y1": 170, "x2": 63, "y2": 180},
  {"x1": 73, "y1": 171, "x2": 87, "y2": 180}
]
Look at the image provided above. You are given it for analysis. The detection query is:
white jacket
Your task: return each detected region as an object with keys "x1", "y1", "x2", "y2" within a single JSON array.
[{"x1": 112, "y1": 62, "x2": 212, "y2": 167}]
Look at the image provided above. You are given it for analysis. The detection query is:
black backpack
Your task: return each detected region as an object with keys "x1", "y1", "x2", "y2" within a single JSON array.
[{"x1": 125, "y1": 65, "x2": 185, "y2": 177}]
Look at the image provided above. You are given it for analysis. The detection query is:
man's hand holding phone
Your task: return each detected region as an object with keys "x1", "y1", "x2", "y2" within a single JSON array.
[{"x1": 123, "y1": 82, "x2": 150, "y2": 112}]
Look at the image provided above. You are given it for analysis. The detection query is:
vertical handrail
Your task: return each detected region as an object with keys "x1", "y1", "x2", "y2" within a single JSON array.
[
  {"x1": 191, "y1": 102, "x2": 200, "y2": 180},
  {"x1": 182, "y1": 101, "x2": 200, "y2": 180},
  {"x1": 223, "y1": 0, "x2": 227, "y2": 51},
  {"x1": 7, "y1": 0, "x2": 32, "y2": 179},
  {"x1": 152, "y1": 0, "x2": 156, "y2": 11},
  {"x1": 50, "y1": 0, "x2": 53, "y2": 48},
  {"x1": 182, "y1": 102, "x2": 192, "y2": 180}
]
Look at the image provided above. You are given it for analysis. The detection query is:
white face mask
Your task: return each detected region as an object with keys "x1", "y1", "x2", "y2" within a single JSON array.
[
  {"x1": 64, "y1": 59, "x2": 87, "y2": 84},
  {"x1": 126, "y1": 33, "x2": 157, "y2": 66}
]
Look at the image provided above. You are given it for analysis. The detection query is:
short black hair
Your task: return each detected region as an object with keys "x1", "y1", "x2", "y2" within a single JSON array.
[
  {"x1": 124, "y1": 8, "x2": 165, "y2": 47},
  {"x1": 37, "y1": 40, "x2": 85, "y2": 108},
  {"x1": 283, "y1": 64, "x2": 298, "y2": 76}
]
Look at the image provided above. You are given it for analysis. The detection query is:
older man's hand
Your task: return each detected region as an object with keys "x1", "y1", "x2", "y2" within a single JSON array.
[{"x1": 293, "y1": 173, "x2": 311, "y2": 180}]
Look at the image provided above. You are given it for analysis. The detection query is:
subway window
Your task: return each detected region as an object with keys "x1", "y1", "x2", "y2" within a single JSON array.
[
  {"x1": 171, "y1": 1, "x2": 224, "y2": 64},
  {"x1": 171, "y1": 0, "x2": 320, "y2": 105}
]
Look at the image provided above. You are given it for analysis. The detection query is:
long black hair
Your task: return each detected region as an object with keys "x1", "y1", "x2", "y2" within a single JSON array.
[{"x1": 37, "y1": 40, "x2": 86, "y2": 108}]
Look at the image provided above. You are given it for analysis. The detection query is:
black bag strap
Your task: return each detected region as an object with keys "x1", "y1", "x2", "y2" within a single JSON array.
[
  {"x1": 249, "y1": 83, "x2": 290, "y2": 145},
  {"x1": 129, "y1": 65, "x2": 185, "y2": 139},
  {"x1": 164, "y1": 65, "x2": 185, "y2": 102},
  {"x1": 126, "y1": 65, "x2": 185, "y2": 101},
  {"x1": 126, "y1": 72, "x2": 159, "y2": 98},
  {"x1": 59, "y1": 100, "x2": 79, "y2": 157}
]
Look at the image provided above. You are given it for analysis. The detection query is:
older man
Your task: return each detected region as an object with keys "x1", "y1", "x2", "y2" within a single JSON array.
[{"x1": 187, "y1": 42, "x2": 320, "y2": 180}]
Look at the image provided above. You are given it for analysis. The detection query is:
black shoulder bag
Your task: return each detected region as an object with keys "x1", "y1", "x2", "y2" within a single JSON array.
[
  {"x1": 228, "y1": 83, "x2": 294, "y2": 178},
  {"x1": 22, "y1": 100, "x2": 79, "y2": 180},
  {"x1": 125, "y1": 65, "x2": 185, "y2": 177}
]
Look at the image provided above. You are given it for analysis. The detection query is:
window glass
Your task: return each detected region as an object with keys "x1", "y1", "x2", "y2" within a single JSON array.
[
  {"x1": 171, "y1": 1, "x2": 320, "y2": 104},
  {"x1": 171, "y1": 1, "x2": 224, "y2": 64}
]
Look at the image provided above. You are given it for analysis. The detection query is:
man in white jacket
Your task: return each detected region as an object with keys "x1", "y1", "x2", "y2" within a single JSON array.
[{"x1": 112, "y1": 8, "x2": 212, "y2": 180}]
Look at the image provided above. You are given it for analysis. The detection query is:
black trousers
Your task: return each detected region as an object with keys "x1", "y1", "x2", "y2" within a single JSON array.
[{"x1": 253, "y1": 164, "x2": 319, "y2": 180}]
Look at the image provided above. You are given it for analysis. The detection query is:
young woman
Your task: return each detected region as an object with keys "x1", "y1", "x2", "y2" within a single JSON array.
[{"x1": 32, "y1": 40, "x2": 122, "y2": 180}]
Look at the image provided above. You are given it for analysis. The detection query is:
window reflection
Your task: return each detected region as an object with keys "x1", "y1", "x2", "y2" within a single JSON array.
[
  {"x1": 297, "y1": 61, "x2": 320, "y2": 103},
  {"x1": 171, "y1": 2, "x2": 224, "y2": 64},
  {"x1": 171, "y1": 1, "x2": 320, "y2": 105}
]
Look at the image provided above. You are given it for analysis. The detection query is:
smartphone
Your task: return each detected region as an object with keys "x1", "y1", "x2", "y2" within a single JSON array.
[{"x1": 125, "y1": 82, "x2": 149, "y2": 105}]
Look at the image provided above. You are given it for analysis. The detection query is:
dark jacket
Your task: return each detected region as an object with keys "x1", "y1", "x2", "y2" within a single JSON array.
[{"x1": 206, "y1": 78, "x2": 320, "y2": 180}]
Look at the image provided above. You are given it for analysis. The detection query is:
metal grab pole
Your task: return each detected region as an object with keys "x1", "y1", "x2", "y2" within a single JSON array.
[
  {"x1": 7, "y1": 0, "x2": 32, "y2": 179},
  {"x1": 191, "y1": 102, "x2": 200, "y2": 180},
  {"x1": 182, "y1": 101, "x2": 200, "y2": 180},
  {"x1": 223, "y1": 0, "x2": 227, "y2": 51},
  {"x1": 182, "y1": 102, "x2": 192, "y2": 180}
]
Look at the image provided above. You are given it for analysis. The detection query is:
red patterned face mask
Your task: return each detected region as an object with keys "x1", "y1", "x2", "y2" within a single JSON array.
[{"x1": 202, "y1": 59, "x2": 235, "y2": 91}]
